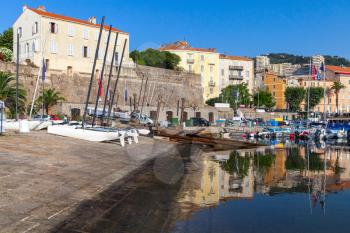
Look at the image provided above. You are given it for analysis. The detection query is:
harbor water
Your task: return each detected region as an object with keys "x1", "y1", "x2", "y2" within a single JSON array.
[{"x1": 167, "y1": 140, "x2": 350, "y2": 233}]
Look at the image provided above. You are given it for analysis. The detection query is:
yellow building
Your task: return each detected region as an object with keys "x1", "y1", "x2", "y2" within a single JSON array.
[
  {"x1": 159, "y1": 41, "x2": 220, "y2": 101},
  {"x1": 13, "y1": 5, "x2": 130, "y2": 73},
  {"x1": 263, "y1": 71, "x2": 287, "y2": 109}
]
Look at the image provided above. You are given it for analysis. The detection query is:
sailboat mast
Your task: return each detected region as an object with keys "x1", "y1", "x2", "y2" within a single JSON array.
[
  {"x1": 307, "y1": 58, "x2": 312, "y2": 128},
  {"x1": 82, "y1": 16, "x2": 105, "y2": 128}
]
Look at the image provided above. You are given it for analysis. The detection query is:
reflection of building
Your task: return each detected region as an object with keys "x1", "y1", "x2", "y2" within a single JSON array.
[{"x1": 219, "y1": 150, "x2": 254, "y2": 200}]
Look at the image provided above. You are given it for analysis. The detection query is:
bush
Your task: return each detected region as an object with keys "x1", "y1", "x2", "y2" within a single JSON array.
[{"x1": 0, "y1": 47, "x2": 12, "y2": 62}]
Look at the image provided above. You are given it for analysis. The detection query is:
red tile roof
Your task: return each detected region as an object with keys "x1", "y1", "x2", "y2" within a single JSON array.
[
  {"x1": 326, "y1": 65, "x2": 350, "y2": 75},
  {"x1": 219, "y1": 54, "x2": 252, "y2": 62},
  {"x1": 28, "y1": 7, "x2": 127, "y2": 34},
  {"x1": 159, "y1": 41, "x2": 217, "y2": 53}
]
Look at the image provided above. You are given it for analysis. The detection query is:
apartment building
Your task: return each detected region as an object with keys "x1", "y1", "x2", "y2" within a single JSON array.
[
  {"x1": 159, "y1": 41, "x2": 220, "y2": 100},
  {"x1": 255, "y1": 55, "x2": 270, "y2": 89},
  {"x1": 263, "y1": 71, "x2": 287, "y2": 109},
  {"x1": 13, "y1": 5, "x2": 130, "y2": 73},
  {"x1": 219, "y1": 54, "x2": 254, "y2": 94}
]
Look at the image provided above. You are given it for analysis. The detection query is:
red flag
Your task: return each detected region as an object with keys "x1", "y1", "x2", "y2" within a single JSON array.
[
  {"x1": 98, "y1": 79, "x2": 103, "y2": 97},
  {"x1": 311, "y1": 65, "x2": 317, "y2": 80}
]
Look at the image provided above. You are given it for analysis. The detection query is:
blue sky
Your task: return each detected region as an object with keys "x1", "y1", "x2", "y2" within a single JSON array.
[{"x1": 2, "y1": 0, "x2": 350, "y2": 58}]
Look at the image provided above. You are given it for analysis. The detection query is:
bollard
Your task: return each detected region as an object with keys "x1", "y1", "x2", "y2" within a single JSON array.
[{"x1": 19, "y1": 119, "x2": 30, "y2": 133}]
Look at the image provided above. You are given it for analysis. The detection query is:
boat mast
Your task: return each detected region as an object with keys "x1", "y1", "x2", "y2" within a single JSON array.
[
  {"x1": 106, "y1": 38, "x2": 128, "y2": 125},
  {"x1": 92, "y1": 25, "x2": 112, "y2": 127},
  {"x1": 82, "y1": 16, "x2": 105, "y2": 128},
  {"x1": 101, "y1": 32, "x2": 119, "y2": 125},
  {"x1": 323, "y1": 61, "x2": 327, "y2": 122},
  {"x1": 307, "y1": 58, "x2": 312, "y2": 128}
]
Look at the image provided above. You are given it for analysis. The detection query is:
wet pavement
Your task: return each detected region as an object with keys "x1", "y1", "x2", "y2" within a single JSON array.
[{"x1": 0, "y1": 131, "x2": 175, "y2": 232}]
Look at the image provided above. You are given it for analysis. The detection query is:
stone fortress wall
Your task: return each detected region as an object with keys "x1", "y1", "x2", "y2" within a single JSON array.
[{"x1": 0, "y1": 61, "x2": 219, "y2": 121}]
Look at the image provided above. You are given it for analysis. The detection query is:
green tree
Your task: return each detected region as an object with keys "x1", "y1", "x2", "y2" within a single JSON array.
[
  {"x1": 285, "y1": 87, "x2": 306, "y2": 112},
  {"x1": 206, "y1": 83, "x2": 251, "y2": 109},
  {"x1": 221, "y1": 151, "x2": 251, "y2": 178},
  {"x1": 130, "y1": 49, "x2": 181, "y2": 70},
  {"x1": 0, "y1": 47, "x2": 13, "y2": 62},
  {"x1": 0, "y1": 28, "x2": 13, "y2": 51},
  {"x1": 304, "y1": 87, "x2": 324, "y2": 111},
  {"x1": 331, "y1": 81, "x2": 346, "y2": 112},
  {"x1": 285, "y1": 148, "x2": 305, "y2": 171},
  {"x1": 253, "y1": 89, "x2": 276, "y2": 109},
  {"x1": 35, "y1": 88, "x2": 65, "y2": 114},
  {"x1": 0, "y1": 72, "x2": 26, "y2": 117}
]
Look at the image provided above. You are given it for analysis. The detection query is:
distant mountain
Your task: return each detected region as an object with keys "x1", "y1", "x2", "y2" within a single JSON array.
[{"x1": 262, "y1": 53, "x2": 350, "y2": 66}]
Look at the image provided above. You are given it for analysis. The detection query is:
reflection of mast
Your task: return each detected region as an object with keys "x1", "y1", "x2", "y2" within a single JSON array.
[
  {"x1": 321, "y1": 147, "x2": 327, "y2": 216},
  {"x1": 307, "y1": 143, "x2": 313, "y2": 215}
]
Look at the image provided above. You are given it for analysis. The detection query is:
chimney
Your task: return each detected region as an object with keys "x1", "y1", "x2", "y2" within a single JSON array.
[
  {"x1": 22, "y1": 5, "x2": 27, "y2": 12},
  {"x1": 37, "y1": 6, "x2": 46, "y2": 11},
  {"x1": 88, "y1": 17, "x2": 97, "y2": 24}
]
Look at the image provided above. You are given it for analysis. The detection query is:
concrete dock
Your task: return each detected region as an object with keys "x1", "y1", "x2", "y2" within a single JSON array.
[{"x1": 0, "y1": 131, "x2": 174, "y2": 233}]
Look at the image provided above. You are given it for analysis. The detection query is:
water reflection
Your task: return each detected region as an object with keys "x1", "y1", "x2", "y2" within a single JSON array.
[{"x1": 171, "y1": 142, "x2": 350, "y2": 233}]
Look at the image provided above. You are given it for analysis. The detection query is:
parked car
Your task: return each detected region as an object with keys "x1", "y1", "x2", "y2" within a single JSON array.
[
  {"x1": 191, "y1": 117, "x2": 210, "y2": 127},
  {"x1": 32, "y1": 115, "x2": 50, "y2": 121}
]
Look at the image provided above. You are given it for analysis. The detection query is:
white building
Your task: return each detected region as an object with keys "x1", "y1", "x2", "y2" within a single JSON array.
[
  {"x1": 13, "y1": 5, "x2": 130, "y2": 73},
  {"x1": 219, "y1": 54, "x2": 254, "y2": 94},
  {"x1": 255, "y1": 55, "x2": 270, "y2": 89}
]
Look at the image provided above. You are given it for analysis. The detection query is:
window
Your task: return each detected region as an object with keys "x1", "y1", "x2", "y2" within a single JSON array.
[
  {"x1": 33, "y1": 40, "x2": 39, "y2": 52},
  {"x1": 17, "y1": 27, "x2": 22, "y2": 37},
  {"x1": 45, "y1": 59, "x2": 50, "y2": 70},
  {"x1": 67, "y1": 25, "x2": 74, "y2": 37},
  {"x1": 201, "y1": 55, "x2": 204, "y2": 61},
  {"x1": 50, "y1": 41, "x2": 57, "y2": 53},
  {"x1": 68, "y1": 44, "x2": 74, "y2": 56},
  {"x1": 201, "y1": 65, "x2": 204, "y2": 72},
  {"x1": 83, "y1": 29, "x2": 89, "y2": 39},
  {"x1": 273, "y1": 91, "x2": 276, "y2": 97},
  {"x1": 67, "y1": 66, "x2": 73, "y2": 75},
  {"x1": 32, "y1": 42, "x2": 35, "y2": 53},
  {"x1": 82, "y1": 46, "x2": 88, "y2": 58},
  {"x1": 114, "y1": 52, "x2": 119, "y2": 64},
  {"x1": 32, "y1": 22, "x2": 38, "y2": 34},
  {"x1": 246, "y1": 71, "x2": 249, "y2": 77},
  {"x1": 189, "y1": 65, "x2": 192, "y2": 72},
  {"x1": 210, "y1": 88, "x2": 213, "y2": 94},
  {"x1": 50, "y1": 22, "x2": 58, "y2": 33},
  {"x1": 210, "y1": 66, "x2": 213, "y2": 72},
  {"x1": 25, "y1": 43, "x2": 29, "y2": 57},
  {"x1": 221, "y1": 69, "x2": 224, "y2": 76}
]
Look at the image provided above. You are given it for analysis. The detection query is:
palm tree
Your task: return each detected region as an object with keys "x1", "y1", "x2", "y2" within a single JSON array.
[
  {"x1": 331, "y1": 81, "x2": 346, "y2": 112},
  {"x1": 0, "y1": 72, "x2": 26, "y2": 118},
  {"x1": 36, "y1": 88, "x2": 65, "y2": 114}
]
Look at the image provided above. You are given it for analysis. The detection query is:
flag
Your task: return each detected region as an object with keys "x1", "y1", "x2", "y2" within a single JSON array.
[
  {"x1": 316, "y1": 71, "x2": 321, "y2": 81},
  {"x1": 124, "y1": 85, "x2": 128, "y2": 103},
  {"x1": 320, "y1": 62, "x2": 325, "y2": 72},
  {"x1": 42, "y1": 58, "x2": 46, "y2": 81},
  {"x1": 311, "y1": 65, "x2": 317, "y2": 80},
  {"x1": 98, "y1": 79, "x2": 102, "y2": 97}
]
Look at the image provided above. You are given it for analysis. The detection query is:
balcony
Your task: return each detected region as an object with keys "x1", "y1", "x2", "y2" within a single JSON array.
[
  {"x1": 208, "y1": 80, "x2": 216, "y2": 87},
  {"x1": 187, "y1": 58, "x2": 195, "y2": 64},
  {"x1": 229, "y1": 75, "x2": 244, "y2": 80},
  {"x1": 229, "y1": 65, "x2": 244, "y2": 70}
]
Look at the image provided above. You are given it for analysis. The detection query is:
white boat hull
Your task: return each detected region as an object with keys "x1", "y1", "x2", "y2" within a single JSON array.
[
  {"x1": 4, "y1": 120, "x2": 52, "y2": 131},
  {"x1": 47, "y1": 125, "x2": 121, "y2": 142}
]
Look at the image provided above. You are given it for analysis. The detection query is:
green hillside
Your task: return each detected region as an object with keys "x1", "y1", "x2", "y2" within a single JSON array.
[{"x1": 263, "y1": 53, "x2": 350, "y2": 66}]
